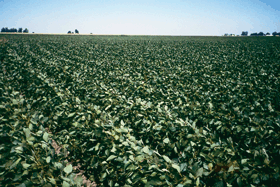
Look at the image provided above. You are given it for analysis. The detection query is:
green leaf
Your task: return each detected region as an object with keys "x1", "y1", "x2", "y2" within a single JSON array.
[
  {"x1": 208, "y1": 163, "x2": 213, "y2": 170},
  {"x1": 10, "y1": 158, "x2": 21, "y2": 169},
  {"x1": 107, "y1": 155, "x2": 117, "y2": 161},
  {"x1": 187, "y1": 134, "x2": 193, "y2": 138},
  {"x1": 163, "y1": 138, "x2": 170, "y2": 144},
  {"x1": 105, "y1": 105, "x2": 111, "y2": 110},
  {"x1": 22, "y1": 163, "x2": 30, "y2": 169},
  {"x1": 214, "y1": 180, "x2": 224, "y2": 187},
  {"x1": 46, "y1": 156, "x2": 51, "y2": 163},
  {"x1": 13, "y1": 174, "x2": 22, "y2": 181},
  {"x1": 54, "y1": 162, "x2": 63, "y2": 169},
  {"x1": 31, "y1": 118, "x2": 37, "y2": 124},
  {"x1": 12, "y1": 99, "x2": 19, "y2": 105},
  {"x1": 127, "y1": 178, "x2": 133, "y2": 184},
  {"x1": 68, "y1": 112, "x2": 75, "y2": 118},
  {"x1": 101, "y1": 172, "x2": 107, "y2": 179},
  {"x1": 16, "y1": 184, "x2": 26, "y2": 187},
  {"x1": 228, "y1": 165, "x2": 234, "y2": 172},
  {"x1": 172, "y1": 164, "x2": 181, "y2": 173},
  {"x1": 251, "y1": 174, "x2": 260, "y2": 184},
  {"x1": 192, "y1": 162, "x2": 199, "y2": 173},
  {"x1": 62, "y1": 181, "x2": 70, "y2": 187},
  {"x1": 95, "y1": 143, "x2": 100, "y2": 151},
  {"x1": 184, "y1": 179, "x2": 192, "y2": 184},
  {"x1": 23, "y1": 128, "x2": 31, "y2": 139},
  {"x1": 196, "y1": 178, "x2": 200, "y2": 186},
  {"x1": 141, "y1": 178, "x2": 147, "y2": 184},
  {"x1": 43, "y1": 132, "x2": 49, "y2": 142},
  {"x1": 135, "y1": 155, "x2": 144, "y2": 162},
  {"x1": 190, "y1": 141, "x2": 196, "y2": 146},
  {"x1": 196, "y1": 168, "x2": 203, "y2": 177},
  {"x1": 48, "y1": 177, "x2": 56, "y2": 185},
  {"x1": 129, "y1": 155, "x2": 135, "y2": 161},
  {"x1": 237, "y1": 177, "x2": 242, "y2": 187},
  {"x1": 29, "y1": 123, "x2": 33, "y2": 130},
  {"x1": 241, "y1": 159, "x2": 248, "y2": 164},
  {"x1": 43, "y1": 184, "x2": 52, "y2": 187},
  {"x1": 151, "y1": 172, "x2": 157, "y2": 177},
  {"x1": 63, "y1": 164, "x2": 73, "y2": 174},
  {"x1": 22, "y1": 170, "x2": 28, "y2": 176},
  {"x1": 142, "y1": 146, "x2": 149, "y2": 154},
  {"x1": 15, "y1": 146, "x2": 23, "y2": 153},
  {"x1": 73, "y1": 175, "x2": 83, "y2": 186},
  {"x1": 163, "y1": 155, "x2": 172, "y2": 163},
  {"x1": 111, "y1": 146, "x2": 117, "y2": 153}
]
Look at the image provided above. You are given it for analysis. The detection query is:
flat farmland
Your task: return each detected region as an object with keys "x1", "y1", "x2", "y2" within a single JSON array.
[{"x1": 1, "y1": 35, "x2": 280, "y2": 186}]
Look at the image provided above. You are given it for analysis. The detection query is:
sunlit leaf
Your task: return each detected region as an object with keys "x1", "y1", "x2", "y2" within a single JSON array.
[
  {"x1": 172, "y1": 164, "x2": 181, "y2": 173},
  {"x1": 107, "y1": 155, "x2": 117, "y2": 161},
  {"x1": 62, "y1": 181, "x2": 70, "y2": 187},
  {"x1": 43, "y1": 132, "x2": 49, "y2": 142},
  {"x1": 163, "y1": 155, "x2": 172, "y2": 163},
  {"x1": 63, "y1": 164, "x2": 73, "y2": 174},
  {"x1": 163, "y1": 138, "x2": 170, "y2": 144}
]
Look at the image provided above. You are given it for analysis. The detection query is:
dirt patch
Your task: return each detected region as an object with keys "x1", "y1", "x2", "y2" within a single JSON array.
[
  {"x1": 46, "y1": 128, "x2": 97, "y2": 187},
  {"x1": 0, "y1": 37, "x2": 8, "y2": 44}
]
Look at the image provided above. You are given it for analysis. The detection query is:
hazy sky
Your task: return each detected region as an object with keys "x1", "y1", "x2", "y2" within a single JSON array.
[{"x1": 1, "y1": 0, "x2": 279, "y2": 35}]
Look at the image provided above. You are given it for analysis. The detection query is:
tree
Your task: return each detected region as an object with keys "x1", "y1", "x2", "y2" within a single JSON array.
[
  {"x1": 250, "y1": 33, "x2": 258, "y2": 36},
  {"x1": 67, "y1": 31, "x2": 71, "y2": 34},
  {"x1": 23, "y1": 28, "x2": 29, "y2": 33},
  {"x1": 75, "y1": 29, "x2": 79, "y2": 34},
  {"x1": 18, "y1": 28, "x2": 23, "y2": 33},
  {"x1": 1, "y1": 27, "x2": 9, "y2": 32},
  {"x1": 241, "y1": 31, "x2": 248, "y2": 36},
  {"x1": 266, "y1": 32, "x2": 270, "y2": 36},
  {"x1": 272, "y1": 32, "x2": 280, "y2": 36},
  {"x1": 10, "y1": 28, "x2": 17, "y2": 32},
  {"x1": 1, "y1": 27, "x2": 6, "y2": 32},
  {"x1": 258, "y1": 32, "x2": 264, "y2": 36}
]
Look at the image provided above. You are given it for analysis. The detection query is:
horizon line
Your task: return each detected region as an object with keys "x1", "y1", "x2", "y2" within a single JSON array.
[{"x1": 0, "y1": 32, "x2": 245, "y2": 36}]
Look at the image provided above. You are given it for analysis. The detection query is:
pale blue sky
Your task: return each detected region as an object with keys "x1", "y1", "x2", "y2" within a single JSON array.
[{"x1": 0, "y1": 0, "x2": 279, "y2": 35}]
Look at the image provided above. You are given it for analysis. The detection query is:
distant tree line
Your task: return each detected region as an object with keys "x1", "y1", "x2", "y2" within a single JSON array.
[
  {"x1": 1, "y1": 27, "x2": 29, "y2": 33},
  {"x1": 240, "y1": 31, "x2": 280, "y2": 36},
  {"x1": 250, "y1": 32, "x2": 266, "y2": 36},
  {"x1": 67, "y1": 29, "x2": 79, "y2": 34}
]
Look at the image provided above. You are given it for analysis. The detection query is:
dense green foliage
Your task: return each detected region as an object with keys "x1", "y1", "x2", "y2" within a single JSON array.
[{"x1": 1, "y1": 35, "x2": 280, "y2": 186}]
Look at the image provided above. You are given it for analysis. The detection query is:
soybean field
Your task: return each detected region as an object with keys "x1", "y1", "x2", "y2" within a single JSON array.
[{"x1": 1, "y1": 34, "x2": 280, "y2": 186}]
